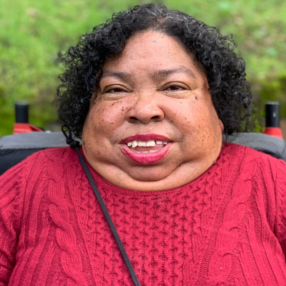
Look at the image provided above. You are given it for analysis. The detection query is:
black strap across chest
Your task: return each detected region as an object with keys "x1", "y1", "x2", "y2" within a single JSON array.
[{"x1": 75, "y1": 147, "x2": 141, "y2": 286}]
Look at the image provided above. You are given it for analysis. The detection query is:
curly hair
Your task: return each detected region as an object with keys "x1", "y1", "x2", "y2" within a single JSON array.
[{"x1": 57, "y1": 3, "x2": 252, "y2": 139}]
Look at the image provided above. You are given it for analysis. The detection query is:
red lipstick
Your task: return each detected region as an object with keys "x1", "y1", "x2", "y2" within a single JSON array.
[{"x1": 120, "y1": 133, "x2": 173, "y2": 165}]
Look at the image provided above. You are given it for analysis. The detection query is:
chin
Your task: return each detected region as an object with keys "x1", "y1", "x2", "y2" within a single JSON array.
[{"x1": 127, "y1": 168, "x2": 170, "y2": 182}]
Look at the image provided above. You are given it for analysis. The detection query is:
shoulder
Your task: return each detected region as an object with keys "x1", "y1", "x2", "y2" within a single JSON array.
[
  {"x1": 0, "y1": 147, "x2": 79, "y2": 192},
  {"x1": 0, "y1": 147, "x2": 82, "y2": 223},
  {"x1": 21, "y1": 147, "x2": 78, "y2": 173},
  {"x1": 221, "y1": 142, "x2": 286, "y2": 185},
  {"x1": 222, "y1": 142, "x2": 286, "y2": 225},
  {"x1": 223, "y1": 142, "x2": 286, "y2": 167},
  {"x1": 30, "y1": 146, "x2": 77, "y2": 163}
]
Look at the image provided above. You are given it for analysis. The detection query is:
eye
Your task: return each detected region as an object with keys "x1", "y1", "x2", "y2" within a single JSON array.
[
  {"x1": 165, "y1": 85, "x2": 185, "y2": 91},
  {"x1": 163, "y1": 84, "x2": 188, "y2": 92},
  {"x1": 105, "y1": 87, "x2": 126, "y2": 93},
  {"x1": 100, "y1": 85, "x2": 131, "y2": 100}
]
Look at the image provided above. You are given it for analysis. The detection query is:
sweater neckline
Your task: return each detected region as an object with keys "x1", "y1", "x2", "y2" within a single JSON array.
[{"x1": 78, "y1": 142, "x2": 235, "y2": 196}]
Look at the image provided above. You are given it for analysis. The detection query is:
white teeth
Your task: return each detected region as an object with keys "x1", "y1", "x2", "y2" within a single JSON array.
[
  {"x1": 126, "y1": 140, "x2": 168, "y2": 148},
  {"x1": 138, "y1": 141, "x2": 147, "y2": 147},
  {"x1": 146, "y1": 140, "x2": 156, "y2": 147}
]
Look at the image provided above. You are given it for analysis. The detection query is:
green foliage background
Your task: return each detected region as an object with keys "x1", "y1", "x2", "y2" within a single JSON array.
[{"x1": 0, "y1": 0, "x2": 285, "y2": 136}]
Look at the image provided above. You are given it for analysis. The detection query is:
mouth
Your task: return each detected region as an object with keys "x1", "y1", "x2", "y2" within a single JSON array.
[{"x1": 120, "y1": 134, "x2": 173, "y2": 165}]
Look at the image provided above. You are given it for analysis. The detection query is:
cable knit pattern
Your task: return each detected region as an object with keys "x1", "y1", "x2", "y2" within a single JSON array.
[
  {"x1": 46, "y1": 150, "x2": 87, "y2": 286},
  {"x1": 0, "y1": 143, "x2": 286, "y2": 286}
]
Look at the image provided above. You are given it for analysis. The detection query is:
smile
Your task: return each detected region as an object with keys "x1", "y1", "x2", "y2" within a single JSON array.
[
  {"x1": 127, "y1": 140, "x2": 168, "y2": 153},
  {"x1": 120, "y1": 134, "x2": 173, "y2": 165}
]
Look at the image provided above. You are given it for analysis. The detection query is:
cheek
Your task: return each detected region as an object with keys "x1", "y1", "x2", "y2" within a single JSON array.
[
  {"x1": 177, "y1": 101, "x2": 207, "y2": 128},
  {"x1": 83, "y1": 103, "x2": 126, "y2": 140},
  {"x1": 177, "y1": 100, "x2": 219, "y2": 139},
  {"x1": 83, "y1": 105, "x2": 107, "y2": 141}
]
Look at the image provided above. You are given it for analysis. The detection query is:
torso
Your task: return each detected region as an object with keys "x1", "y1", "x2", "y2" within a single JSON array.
[{"x1": 2, "y1": 143, "x2": 286, "y2": 285}]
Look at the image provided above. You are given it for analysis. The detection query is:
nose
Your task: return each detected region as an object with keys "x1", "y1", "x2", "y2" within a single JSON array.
[{"x1": 126, "y1": 93, "x2": 164, "y2": 124}]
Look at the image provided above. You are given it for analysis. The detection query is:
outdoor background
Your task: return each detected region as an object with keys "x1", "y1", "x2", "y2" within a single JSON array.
[{"x1": 0, "y1": 0, "x2": 286, "y2": 137}]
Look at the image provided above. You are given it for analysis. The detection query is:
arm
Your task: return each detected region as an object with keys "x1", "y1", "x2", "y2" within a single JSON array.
[
  {"x1": 0, "y1": 161, "x2": 26, "y2": 285},
  {"x1": 274, "y1": 159, "x2": 286, "y2": 257}
]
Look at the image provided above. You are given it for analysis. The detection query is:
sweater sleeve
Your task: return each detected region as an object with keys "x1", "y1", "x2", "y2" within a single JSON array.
[
  {"x1": 274, "y1": 158, "x2": 286, "y2": 257},
  {"x1": 0, "y1": 159, "x2": 29, "y2": 285}
]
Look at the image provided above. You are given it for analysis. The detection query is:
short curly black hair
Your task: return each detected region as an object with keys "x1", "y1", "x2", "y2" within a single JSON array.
[{"x1": 57, "y1": 3, "x2": 252, "y2": 139}]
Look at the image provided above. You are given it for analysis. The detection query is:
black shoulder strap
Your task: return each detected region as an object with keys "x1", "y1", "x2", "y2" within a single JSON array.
[{"x1": 75, "y1": 147, "x2": 141, "y2": 286}]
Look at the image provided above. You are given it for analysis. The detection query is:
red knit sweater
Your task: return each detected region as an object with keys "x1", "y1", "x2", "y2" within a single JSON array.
[{"x1": 1, "y1": 143, "x2": 286, "y2": 286}]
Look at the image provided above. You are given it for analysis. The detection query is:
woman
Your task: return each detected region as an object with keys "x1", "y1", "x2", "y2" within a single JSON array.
[{"x1": 1, "y1": 4, "x2": 286, "y2": 286}]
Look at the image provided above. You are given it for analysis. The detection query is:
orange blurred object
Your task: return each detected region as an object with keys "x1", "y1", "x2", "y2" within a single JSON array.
[
  {"x1": 263, "y1": 127, "x2": 283, "y2": 139},
  {"x1": 263, "y1": 102, "x2": 283, "y2": 140},
  {"x1": 13, "y1": 123, "x2": 43, "y2": 134},
  {"x1": 13, "y1": 101, "x2": 43, "y2": 134}
]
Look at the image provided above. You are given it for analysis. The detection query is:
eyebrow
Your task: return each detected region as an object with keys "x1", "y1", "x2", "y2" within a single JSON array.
[
  {"x1": 153, "y1": 67, "x2": 196, "y2": 79},
  {"x1": 100, "y1": 71, "x2": 129, "y2": 81},
  {"x1": 100, "y1": 66, "x2": 196, "y2": 81}
]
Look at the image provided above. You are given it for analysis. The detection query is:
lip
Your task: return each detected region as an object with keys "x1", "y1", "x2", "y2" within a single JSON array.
[
  {"x1": 120, "y1": 133, "x2": 173, "y2": 165},
  {"x1": 120, "y1": 143, "x2": 173, "y2": 165}
]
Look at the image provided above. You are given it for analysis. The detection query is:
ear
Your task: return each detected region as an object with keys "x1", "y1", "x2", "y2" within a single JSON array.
[{"x1": 219, "y1": 119, "x2": 224, "y2": 133}]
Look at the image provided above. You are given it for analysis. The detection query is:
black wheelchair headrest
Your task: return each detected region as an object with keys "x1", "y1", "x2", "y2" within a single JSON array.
[
  {"x1": 0, "y1": 132, "x2": 285, "y2": 176},
  {"x1": 0, "y1": 132, "x2": 69, "y2": 175},
  {"x1": 225, "y1": 132, "x2": 286, "y2": 160}
]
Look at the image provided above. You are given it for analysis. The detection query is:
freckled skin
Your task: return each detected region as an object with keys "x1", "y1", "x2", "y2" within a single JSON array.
[{"x1": 82, "y1": 31, "x2": 224, "y2": 192}]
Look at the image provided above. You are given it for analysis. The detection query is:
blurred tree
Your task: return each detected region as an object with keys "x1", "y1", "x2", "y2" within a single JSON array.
[
  {"x1": 165, "y1": 0, "x2": 286, "y2": 131},
  {"x1": 0, "y1": 0, "x2": 285, "y2": 136}
]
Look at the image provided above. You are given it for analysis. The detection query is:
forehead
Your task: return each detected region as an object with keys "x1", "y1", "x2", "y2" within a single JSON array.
[{"x1": 101, "y1": 31, "x2": 205, "y2": 78}]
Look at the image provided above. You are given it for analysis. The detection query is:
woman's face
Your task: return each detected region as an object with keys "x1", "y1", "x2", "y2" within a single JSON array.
[{"x1": 82, "y1": 31, "x2": 224, "y2": 191}]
